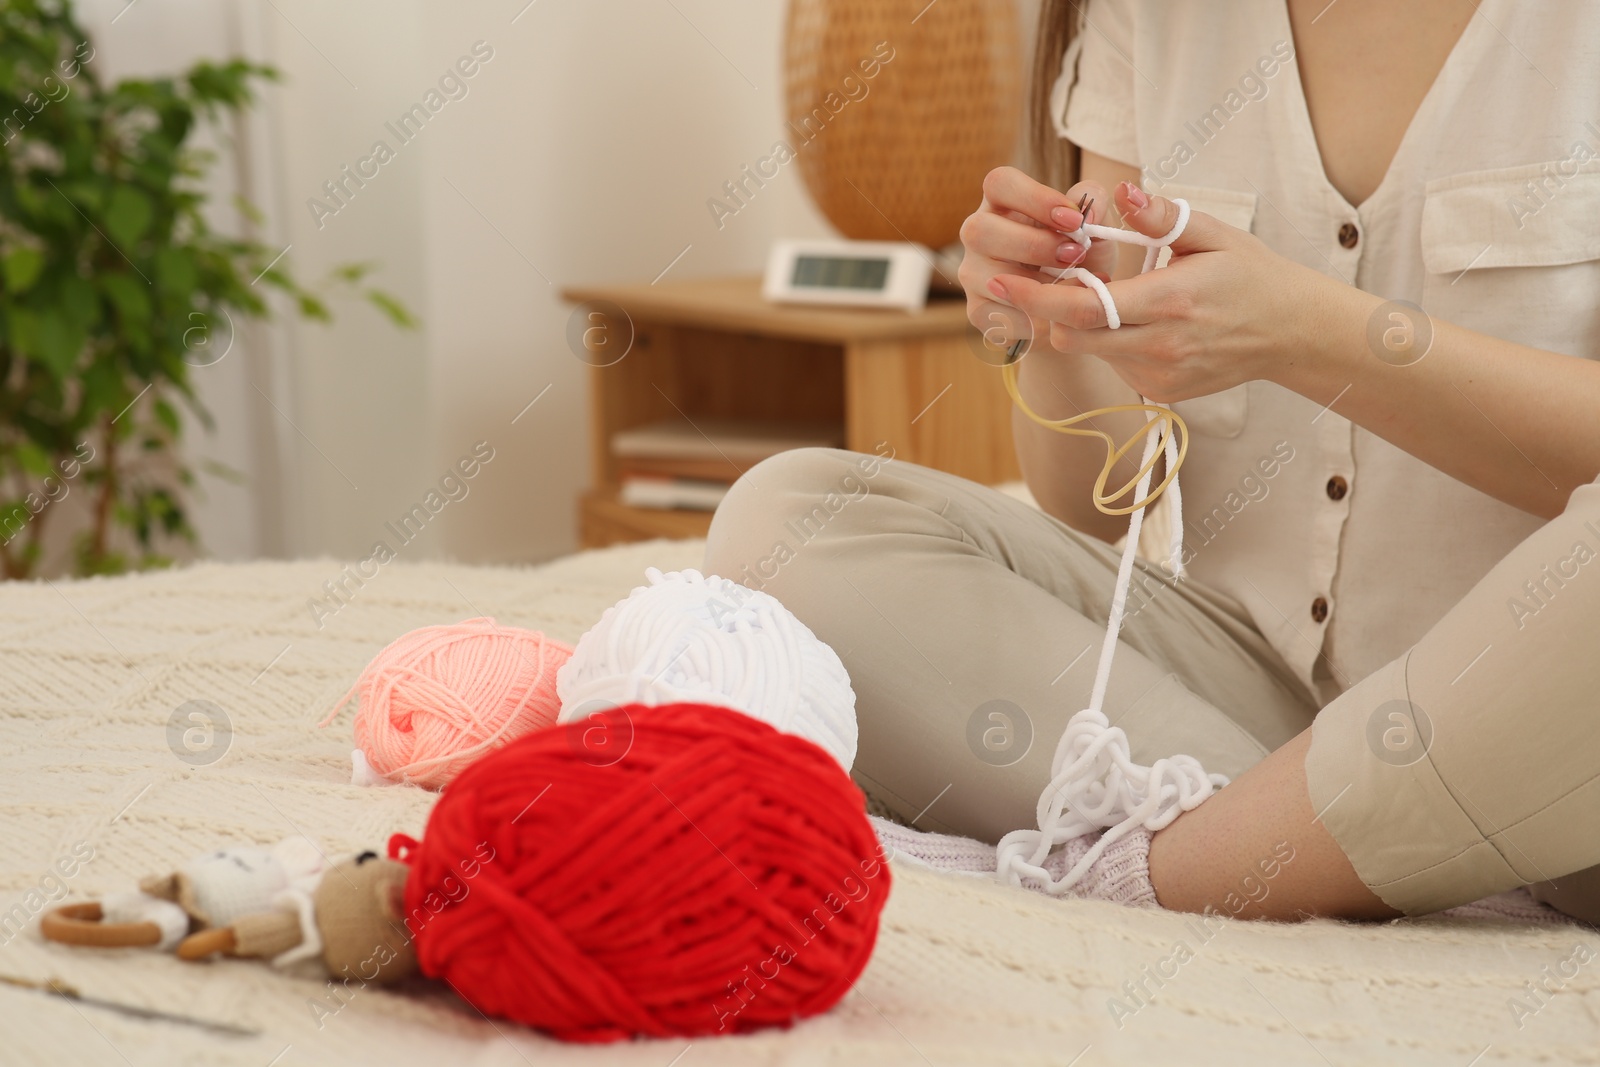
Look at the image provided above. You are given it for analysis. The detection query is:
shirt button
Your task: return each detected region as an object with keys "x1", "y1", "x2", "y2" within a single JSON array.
[
  {"x1": 1338, "y1": 222, "x2": 1359, "y2": 249},
  {"x1": 1311, "y1": 596, "x2": 1329, "y2": 623},
  {"x1": 1326, "y1": 475, "x2": 1349, "y2": 501}
]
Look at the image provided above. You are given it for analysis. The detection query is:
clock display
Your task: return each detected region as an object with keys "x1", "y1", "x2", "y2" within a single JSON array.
[
  {"x1": 763, "y1": 239, "x2": 930, "y2": 311},
  {"x1": 791, "y1": 255, "x2": 891, "y2": 291}
]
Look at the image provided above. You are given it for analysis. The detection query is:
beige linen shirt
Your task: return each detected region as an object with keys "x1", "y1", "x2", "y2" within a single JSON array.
[{"x1": 1052, "y1": 0, "x2": 1600, "y2": 702}]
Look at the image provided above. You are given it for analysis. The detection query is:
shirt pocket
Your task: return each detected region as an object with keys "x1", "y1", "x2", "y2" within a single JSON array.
[
  {"x1": 1153, "y1": 182, "x2": 1259, "y2": 438},
  {"x1": 1420, "y1": 161, "x2": 1600, "y2": 358}
]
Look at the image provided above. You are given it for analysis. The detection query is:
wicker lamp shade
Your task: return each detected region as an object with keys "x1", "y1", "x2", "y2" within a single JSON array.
[{"x1": 784, "y1": 0, "x2": 1022, "y2": 249}]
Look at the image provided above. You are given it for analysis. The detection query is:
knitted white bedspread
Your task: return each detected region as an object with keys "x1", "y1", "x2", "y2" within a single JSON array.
[{"x1": 2, "y1": 542, "x2": 1598, "y2": 1066}]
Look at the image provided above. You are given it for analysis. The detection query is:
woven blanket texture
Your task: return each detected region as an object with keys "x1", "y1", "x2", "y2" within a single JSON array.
[{"x1": 2, "y1": 540, "x2": 1598, "y2": 1066}]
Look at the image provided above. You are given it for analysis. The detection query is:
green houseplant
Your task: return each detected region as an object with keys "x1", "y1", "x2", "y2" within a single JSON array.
[{"x1": 0, "y1": 0, "x2": 413, "y2": 579}]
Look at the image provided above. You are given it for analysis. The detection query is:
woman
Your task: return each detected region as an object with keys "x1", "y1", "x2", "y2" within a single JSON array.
[{"x1": 708, "y1": 0, "x2": 1600, "y2": 922}]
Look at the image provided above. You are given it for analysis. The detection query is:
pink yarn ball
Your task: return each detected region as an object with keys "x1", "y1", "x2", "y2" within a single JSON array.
[{"x1": 327, "y1": 618, "x2": 573, "y2": 790}]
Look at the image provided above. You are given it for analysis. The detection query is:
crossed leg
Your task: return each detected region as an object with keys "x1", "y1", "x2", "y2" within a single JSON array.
[{"x1": 706, "y1": 449, "x2": 1600, "y2": 922}]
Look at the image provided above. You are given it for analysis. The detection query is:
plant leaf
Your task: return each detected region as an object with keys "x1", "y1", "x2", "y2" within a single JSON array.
[
  {"x1": 296, "y1": 294, "x2": 330, "y2": 321},
  {"x1": 61, "y1": 275, "x2": 99, "y2": 329},
  {"x1": 154, "y1": 246, "x2": 198, "y2": 296},
  {"x1": 232, "y1": 195, "x2": 265, "y2": 226},
  {"x1": 366, "y1": 289, "x2": 418, "y2": 329},
  {"x1": 153, "y1": 397, "x2": 181, "y2": 436},
  {"x1": 80, "y1": 360, "x2": 123, "y2": 420},
  {"x1": 331, "y1": 262, "x2": 374, "y2": 283},
  {"x1": 198, "y1": 458, "x2": 247, "y2": 485},
  {"x1": 33, "y1": 309, "x2": 83, "y2": 378},
  {"x1": 104, "y1": 186, "x2": 154, "y2": 248},
  {"x1": 5, "y1": 307, "x2": 38, "y2": 359},
  {"x1": 12, "y1": 442, "x2": 53, "y2": 479},
  {"x1": 2, "y1": 248, "x2": 45, "y2": 293},
  {"x1": 102, "y1": 273, "x2": 152, "y2": 323}
]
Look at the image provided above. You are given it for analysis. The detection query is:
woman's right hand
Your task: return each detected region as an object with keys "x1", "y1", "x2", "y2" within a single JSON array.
[
  {"x1": 956, "y1": 157, "x2": 1150, "y2": 543},
  {"x1": 957, "y1": 166, "x2": 1118, "y2": 356}
]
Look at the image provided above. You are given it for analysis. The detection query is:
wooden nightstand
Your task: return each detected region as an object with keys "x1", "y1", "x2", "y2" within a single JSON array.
[{"x1": 562, "y1": 275, "x2": 1021, "y2": 548}]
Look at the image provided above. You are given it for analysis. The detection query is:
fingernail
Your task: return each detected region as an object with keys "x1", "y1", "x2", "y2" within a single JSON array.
[
  {"x1": 1056, "y1": 242, "x2": 1086, "y2": 265},
  {"x1": 1050, "y1": 206, "x2": 1084, "y2": 230},
  {"x1": 987, "y1": 277, "x2": 1008, "y2": 300},
  {"x1": 1121, "y1": 181, "x2": 1149, "y2": 210}
]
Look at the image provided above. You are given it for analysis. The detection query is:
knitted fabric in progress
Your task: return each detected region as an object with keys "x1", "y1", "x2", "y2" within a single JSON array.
[{"x1": 996, "y1": 199, "x2": 1228, "y2": 896}]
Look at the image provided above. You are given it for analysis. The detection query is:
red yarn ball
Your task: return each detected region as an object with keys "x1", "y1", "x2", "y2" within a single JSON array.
[{"x1": 390, "y1": 702, "x2": 890, "y2": 1042}]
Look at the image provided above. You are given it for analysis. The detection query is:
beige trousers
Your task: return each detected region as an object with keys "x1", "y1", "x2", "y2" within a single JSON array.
[{"x1": 704, "y1": 448, "x2": 1600, "y2": 919}]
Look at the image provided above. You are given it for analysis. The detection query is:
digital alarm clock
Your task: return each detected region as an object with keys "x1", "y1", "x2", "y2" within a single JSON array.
[{"x1": 762, "y1": 239, "x2": 935, "y2": 312}]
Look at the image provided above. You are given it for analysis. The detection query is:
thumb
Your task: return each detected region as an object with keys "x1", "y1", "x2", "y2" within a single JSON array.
[{"x1": 1113, "y1": 180, "x2": 1231, "y2": 255}]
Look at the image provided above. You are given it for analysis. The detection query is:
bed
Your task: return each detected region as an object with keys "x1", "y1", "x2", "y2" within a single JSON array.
[{"x1": 3, "y1": 539, "x2": 1596, "y2": 1065}]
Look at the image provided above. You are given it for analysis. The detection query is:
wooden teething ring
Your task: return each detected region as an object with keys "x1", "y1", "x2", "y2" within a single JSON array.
[{"x1": 40, "y1": 902, "x2": 163, "y2": 948}]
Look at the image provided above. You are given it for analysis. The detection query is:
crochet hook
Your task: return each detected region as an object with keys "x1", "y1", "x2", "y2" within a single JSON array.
[
  {"x1": 0, "y1": 974, "x2": 260, "y2": 1037},
  {"x1": 1004, "y1": 194, "x2": 1096, "y2": 364}
]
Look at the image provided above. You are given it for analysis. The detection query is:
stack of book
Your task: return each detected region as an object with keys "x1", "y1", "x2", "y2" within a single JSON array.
[{"x1": 614, "y1": 418, "x2": 844, "y2": 511}]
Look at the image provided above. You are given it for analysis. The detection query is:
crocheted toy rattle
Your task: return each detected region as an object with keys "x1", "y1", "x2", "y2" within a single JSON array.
[
  {"x1": 40, "y1": 836, "x2": 326, "y2": 953},
  {"x1": 175, "y1": 850, "x2": 418, "y2": 985},
  {"x1": 42, "y1": 843, "x2": 421, "y2": 986}
]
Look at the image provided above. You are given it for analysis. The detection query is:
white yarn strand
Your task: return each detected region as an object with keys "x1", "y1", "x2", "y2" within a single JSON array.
[
  {"x1": 997, "y1": 198, "x2": 1225, "y2": 896},
  {"x1": 1162, "y1": 424, "x2": 1185, "y2": 579},
  {"x1": 1086, "y1": 414, "x2": 1164, "y2": 717}
]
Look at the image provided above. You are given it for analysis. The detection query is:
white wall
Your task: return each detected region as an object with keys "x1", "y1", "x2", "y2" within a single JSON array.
[
  {"x1": 75, "y1": 0, "x2": 835, "y2": 568},
  {"x1": 415, "y1": 0, "x2": 830, "y2": 566}
]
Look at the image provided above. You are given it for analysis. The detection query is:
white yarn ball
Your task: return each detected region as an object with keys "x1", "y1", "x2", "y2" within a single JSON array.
[{"x1": 557, "y1": 567, "x2": 858, "y2": 770}]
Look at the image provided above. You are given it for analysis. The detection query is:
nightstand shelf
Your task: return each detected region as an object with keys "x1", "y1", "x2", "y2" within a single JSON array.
[{"x1": 562, "y1": 275, "x2": 1020, "y2": 548}]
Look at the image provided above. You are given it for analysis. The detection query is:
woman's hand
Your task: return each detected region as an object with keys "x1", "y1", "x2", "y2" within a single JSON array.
[
  {"x1": 965, "y1": 169, "x2": 1600, "y2": 519},
  {"x1": 987, "y1": 180, "x2": 1346, "y2": 403},
  {"x1": 957, "y1": 167, "x2": 1119, "y2": 355}
]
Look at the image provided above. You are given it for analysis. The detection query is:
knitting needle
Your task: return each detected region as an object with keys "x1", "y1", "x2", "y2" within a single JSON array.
[{"x1": 0, "y1": 974, "x2": 261, "y2": 1037}]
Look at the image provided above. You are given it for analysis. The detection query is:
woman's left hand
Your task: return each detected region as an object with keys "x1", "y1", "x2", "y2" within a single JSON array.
[{"x1": 987, "y1": 181, "x2": 1346, "y2": 403}]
